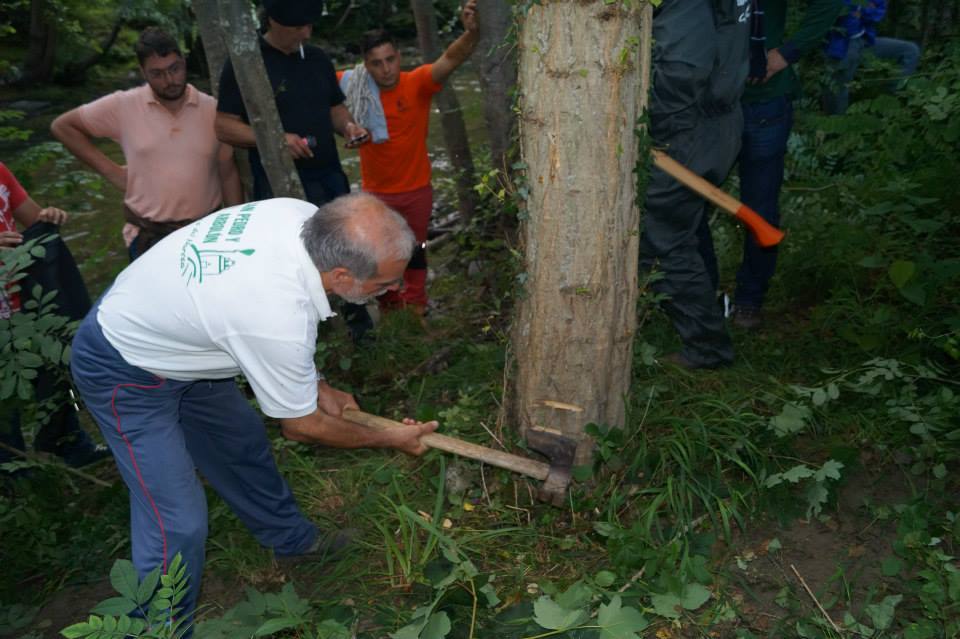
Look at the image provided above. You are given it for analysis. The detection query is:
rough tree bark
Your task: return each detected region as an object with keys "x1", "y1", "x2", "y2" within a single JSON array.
[
  {"x1": 410, "y1": 0, "x2": 477, "y2": 220},
  {"x1": 192, "y1": 0, "x2": 230, "y2": 97},
  {"x1": 477, "y1": 0, "x2": 517, "y2": 174},
  {"x1": 510, "y1": 2, "x2": 652, "y2": 467},
  {"x1": 214, "y1": 0, "x2": 304, "y2": 199}
]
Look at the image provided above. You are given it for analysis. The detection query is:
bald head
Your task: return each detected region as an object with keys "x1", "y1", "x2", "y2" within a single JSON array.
[{"x1": 300, "y1": 193, "x2": 415, "y2": 279}]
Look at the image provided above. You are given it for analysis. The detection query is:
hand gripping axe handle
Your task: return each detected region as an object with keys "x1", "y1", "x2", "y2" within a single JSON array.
[
  {"x1": 652, "y1": 149, "x2": 785, "y2": 248},
  {"x1": 343, "y1": 408, "x2": 575, "y2": 506}
]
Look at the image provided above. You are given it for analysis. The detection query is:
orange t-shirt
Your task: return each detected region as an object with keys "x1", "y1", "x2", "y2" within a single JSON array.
[{"x1": 339, "y1": 65, "x2": 442, "y2": 193}]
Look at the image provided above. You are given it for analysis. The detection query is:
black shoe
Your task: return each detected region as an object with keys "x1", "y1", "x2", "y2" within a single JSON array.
[
  {"x1": 732, "y1": 306, "x2": 762, "y2": 330},
  {"x1": 275, "y1": 527, "x2": 357, "y2": 569}
]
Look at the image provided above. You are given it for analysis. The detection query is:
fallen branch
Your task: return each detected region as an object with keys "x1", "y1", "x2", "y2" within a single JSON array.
[
  {"x1": 790, "y1": 563, "x2": 842, "y2": 635},
  {"x1": 0, "y1": 441, "x2": 114, "y2": 488}
]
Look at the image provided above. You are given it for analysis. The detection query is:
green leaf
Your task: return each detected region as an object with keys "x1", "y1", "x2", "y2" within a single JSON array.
[
  {"x1": 532, "y1": 596, "x2": 588, "y2": 630},
  {"x1": 109, "y1": 560, "x2": 140, "y2": 600},
  {"x1": 650, "y1": 592, "x2": 683, "y2": 619},
  {"x1": 594, "y1": 570, "x2": 617, "y2": 588},
  {"x1": 888, "y1": 260, "x2": 915, "y2": 289},
  {"x1": 598, "y1": 595, "x2": 647, "y2": 639},
  {"x1": 420, "y1": 611, "x2": 451, "y2": 639},
  {"x1": 556, "y1": 580, "x2": 593, "y2": 610},
  {"x1": 680, "y1": 583, "x2": 711, "y2": 610},
  {"x1": 864, "y1": 594, "x2": 902, "y2": 631},
  {"x1": 315, "y1": 619, "x2": 352, "y2": 639},
  {"x1": 59, "y1": 622, "x2": 94, "y2": 638},
  {"x1": 390, "y1": 624, "x2": 424, "y2": 639},
  {"x1": 136, "y1": 567, "x2": 161, "y2": 605},
  {"x1": 253, "y1": 616, "x2": 301, "y2": 636},
  {"x1": 479, "y1": 583, "x2": 501, "y2": 608},
  {"x1": 814, "y1": 459, "x2": 844, "y2": 482},
  {"x1": 782, "y1": 465, "x2": 816, "y2": 483},
  {"x1": 881, "y1": 556, "x2": 903, "y2": 576},
  {"x1": 768, "y1": 403, "x2": 810, "y2": 437},
  {"x1": 898, "y1": 281, "x2": 927, "y2": 306},
  {"x1": 90, "y1": 597, "x2": 137, "y2": 616}
]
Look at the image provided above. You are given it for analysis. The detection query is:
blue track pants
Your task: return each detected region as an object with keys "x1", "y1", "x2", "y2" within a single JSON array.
[{"x1": 70, "y1": 306, "x2": 317, "y2": 624}]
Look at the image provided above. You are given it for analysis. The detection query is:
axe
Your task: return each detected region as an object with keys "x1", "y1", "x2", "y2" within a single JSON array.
[
  {"x1": 343, "y1": 408, "x2": 576, "y2": 506},
  {"x1": 652, "y1": 149, "x2": 785, "y2": 248}
]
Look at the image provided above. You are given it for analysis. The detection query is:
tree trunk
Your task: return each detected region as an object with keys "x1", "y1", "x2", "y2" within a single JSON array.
[
  {"x1": 410, "y1": 0, "x2": 477, "y2": 221},
  {"x1": 192, "y1": 0, "x2": 230, "y2": 97},
  {"x1": 510, "y1": 2, "x2": 651, "y2": 468},
  {"x1": 58, "y1": 18, "x2": 124, "y2": 83},
  {"x1": 477, "y1": 0, "x2": 516, "y2": 174},
  {"x1": 215, "y1": 0, "x2": 304, "y2": 199},
  {"x1": 22, "y1": 0, "x2": 57, "y2": 84}
]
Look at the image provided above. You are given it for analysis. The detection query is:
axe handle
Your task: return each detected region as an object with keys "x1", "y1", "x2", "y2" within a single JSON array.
[
  {"x1": 651, "y1": 149, "x2": 785, "y2": 248},
  {"x1": 343, "y1": 408, "x2": 551, "y2": 481}
]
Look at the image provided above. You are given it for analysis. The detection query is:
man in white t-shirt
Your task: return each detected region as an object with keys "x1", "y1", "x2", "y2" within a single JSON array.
[{"x1": 70, "y1": 194, "x2": 435, "y2": 623}]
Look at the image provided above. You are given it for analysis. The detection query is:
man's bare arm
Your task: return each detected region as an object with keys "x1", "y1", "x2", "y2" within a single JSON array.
[
  {"x1": 216, "y1": 111, "x2": 318, "y2": 159},
  {"x1": 217, "y1": 144, "x2": 245, "y2": 206},
  {"x1": 50, "y1": 109, "x2": 127, "y2": 191},
  {"x1": 431, "y1": 0, "x2": 480, "y2": 85},
  {"x1": 215, "y1": 112, "x2": 258, "y2": 148},
  {"x1": 280, "y1": 409, "x2": 437, "y2": 456},
  {"x1": 329, "y1": 104, "x2": 369, "y2": 148}
]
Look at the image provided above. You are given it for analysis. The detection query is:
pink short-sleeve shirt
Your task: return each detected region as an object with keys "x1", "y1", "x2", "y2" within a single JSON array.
[{"x1": 79, "y1": 84, "x2": 224, "y2": 223}]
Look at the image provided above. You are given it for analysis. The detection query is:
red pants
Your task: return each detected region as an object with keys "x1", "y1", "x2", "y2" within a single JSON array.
[{"x1": 369, "y1": 185, "x2": 432, "y2": 309}]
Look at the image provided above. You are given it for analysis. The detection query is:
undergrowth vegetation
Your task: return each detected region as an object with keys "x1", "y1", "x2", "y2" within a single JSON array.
[{"x1": 1, "y1": 34, "x2": 958, "y2": 639}]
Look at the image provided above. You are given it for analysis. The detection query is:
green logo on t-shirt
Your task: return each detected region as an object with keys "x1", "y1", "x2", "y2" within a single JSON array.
[{"x1": 179, "y1": 208, "x2": 256, "y2": 285}]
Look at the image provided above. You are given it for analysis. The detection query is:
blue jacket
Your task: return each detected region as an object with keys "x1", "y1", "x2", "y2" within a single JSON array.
[{"x1": 825, "y1": 0, "x2": 886, "y2": 59}]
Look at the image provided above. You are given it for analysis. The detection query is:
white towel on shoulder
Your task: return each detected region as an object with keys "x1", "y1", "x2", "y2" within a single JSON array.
[{"x1": 339, "y1": 65, "x2": 389, "y2": 143}]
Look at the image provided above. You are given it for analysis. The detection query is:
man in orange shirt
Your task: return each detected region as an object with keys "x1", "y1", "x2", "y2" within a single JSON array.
[{"x1": 339, "y1": 0, "x2": 478, "y2": 314}]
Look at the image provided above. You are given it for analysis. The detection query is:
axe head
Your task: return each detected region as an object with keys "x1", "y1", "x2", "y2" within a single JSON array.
[{"x1": 525, "y1": 427, "x2": 577, "y2": 507}]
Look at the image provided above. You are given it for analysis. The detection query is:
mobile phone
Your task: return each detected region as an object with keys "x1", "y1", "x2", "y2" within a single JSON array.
[{"x1": 347, "y1": 133, "x2": 369, "y2": 146}]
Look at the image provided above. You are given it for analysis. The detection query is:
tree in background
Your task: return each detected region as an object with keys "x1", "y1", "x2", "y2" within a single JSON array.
[
  {"x1": 476, "y1": 0, "x2": 515, "y2": 174},
  {"x1": 409, "y1": 0, "x2": 476, "y2": 221}
]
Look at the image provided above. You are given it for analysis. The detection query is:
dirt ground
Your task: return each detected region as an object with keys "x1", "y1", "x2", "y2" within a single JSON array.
[{"x1": 723, "y1": 460, "x2": 915, "y2": 636}]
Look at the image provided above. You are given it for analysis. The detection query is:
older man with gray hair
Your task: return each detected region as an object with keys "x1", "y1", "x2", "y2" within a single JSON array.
[{"x1": 69, "y1": 193, "x2": 435, "y2": 624}]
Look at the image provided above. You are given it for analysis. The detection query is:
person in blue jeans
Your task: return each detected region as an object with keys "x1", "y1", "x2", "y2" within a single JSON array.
[
  {"x1": 70, "y1": 195, "x2": 437, "y2": 630},
  {"x1": 822, "y1": 0, "x2": 920, "y2": 115},
  {"x1": 732, "y1": 0, "x2": 843, "y2": 329}
]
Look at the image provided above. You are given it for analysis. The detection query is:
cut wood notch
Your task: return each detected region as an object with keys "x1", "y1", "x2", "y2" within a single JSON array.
[{"x1": 343, "y1": 409, "x2": 576, "y2": 507}]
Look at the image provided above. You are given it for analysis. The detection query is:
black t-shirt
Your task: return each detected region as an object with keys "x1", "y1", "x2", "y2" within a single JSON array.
[{"x1": 217, "y1": 39, "x2": 346, "y2": 172}]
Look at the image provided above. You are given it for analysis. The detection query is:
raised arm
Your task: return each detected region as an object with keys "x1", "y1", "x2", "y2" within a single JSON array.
[
  {"x1": 430, "y1": 0, "x2": 480, "y2": 85},
  {"x1": 50, "y1": 108, "x2": 127, "y2": 192}
]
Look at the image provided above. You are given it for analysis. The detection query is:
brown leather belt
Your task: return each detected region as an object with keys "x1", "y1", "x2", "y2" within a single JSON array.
[{"x1": 123, "y1": 204, "x2": 221, "y2": 255}]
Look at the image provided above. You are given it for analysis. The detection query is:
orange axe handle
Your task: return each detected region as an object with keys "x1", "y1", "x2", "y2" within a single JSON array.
[{"x1": 651, "y1": 149, "x2": 785, "y2": 248}]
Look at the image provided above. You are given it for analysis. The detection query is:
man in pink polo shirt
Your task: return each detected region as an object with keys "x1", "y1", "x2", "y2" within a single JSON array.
[{"x1": 51, "y1": 27, "x2": 243, "y2": 260}]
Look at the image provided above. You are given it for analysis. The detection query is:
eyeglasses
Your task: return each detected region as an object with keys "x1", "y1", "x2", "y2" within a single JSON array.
[{"x1": 145, "y1": 60, "x2": 185, "y2": 81}]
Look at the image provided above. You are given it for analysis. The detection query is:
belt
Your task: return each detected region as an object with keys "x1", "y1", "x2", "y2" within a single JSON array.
[{"x1": 124, "y1": 204, "x2": 220, "y2": 253}]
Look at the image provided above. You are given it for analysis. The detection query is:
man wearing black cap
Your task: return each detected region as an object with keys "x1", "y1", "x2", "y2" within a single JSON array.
[{"x1": 215, "y1": 0, "x2": 374, "y2": 338}]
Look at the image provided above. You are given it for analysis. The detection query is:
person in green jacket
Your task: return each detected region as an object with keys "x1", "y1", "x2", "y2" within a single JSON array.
[{"x1": 731, "y1": 0, "x2": 843, "y2": 329}]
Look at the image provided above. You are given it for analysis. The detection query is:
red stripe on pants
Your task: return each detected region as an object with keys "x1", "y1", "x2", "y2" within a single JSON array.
[{"x1": 111, "y1": 380, "x2": 170, "y2": 571}]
